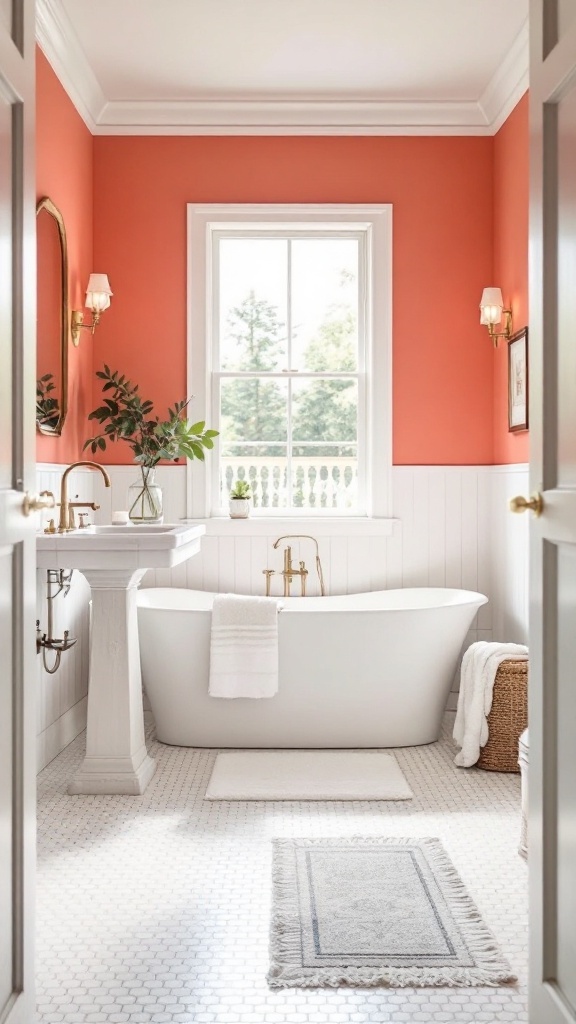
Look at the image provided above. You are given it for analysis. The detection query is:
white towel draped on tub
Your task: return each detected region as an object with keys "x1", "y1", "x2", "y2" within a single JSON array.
[
  {"x1": 209, "y1": 594, "x2": 281, "y2": 699},
  {"x1": 453, "y1": 641, "x2": 528, "y2": 767}
]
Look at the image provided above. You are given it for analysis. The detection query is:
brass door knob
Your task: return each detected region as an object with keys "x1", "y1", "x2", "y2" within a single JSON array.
[
  {"x1": 510, "y1": 493, "x2": 544, "y2": 517},
  {"x1": 22, "y1": 490, "x2": 55, "y2": 516}
]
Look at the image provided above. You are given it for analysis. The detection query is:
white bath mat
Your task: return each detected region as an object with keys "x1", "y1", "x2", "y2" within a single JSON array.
[{"x1": 204, "y1": 750, "x2": 413, "y2": 801}]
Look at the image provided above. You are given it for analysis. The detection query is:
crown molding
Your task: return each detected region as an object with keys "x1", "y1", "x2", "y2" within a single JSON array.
[
  {"x1": 478, "y1": 18, "x2": 529, "y2": 132},
  {"x1": 35, "y1": 0, "x2": 528, "y2": 136},
  {"x1": 35, "y1": 0, "x2": 104, "y2": 132},
  {"x1": 95, "y1": 98, "x2": 491, "y2": 136}
]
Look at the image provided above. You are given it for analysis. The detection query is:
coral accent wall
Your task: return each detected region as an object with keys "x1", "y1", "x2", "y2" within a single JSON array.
[
  {"x1": 493, "y1": 93, "x2": 529, "y2": 464},
  {"x1": 36, "y1": 51, "x2": 528, "y2": 468},
  {"x1": 93, "y1": 136, "x2": 494, "y2": 465},
  {"x1": 36, "y1": 48, "x2": 93, "y2": 464}
]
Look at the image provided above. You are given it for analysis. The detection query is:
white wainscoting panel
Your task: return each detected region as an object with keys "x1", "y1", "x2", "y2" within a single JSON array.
[
  {"x1": 489, "y1": 464, "x2": 530, "y2": 645},
  {"x1": 36, "y1": 461, "x2": 529, "y2": 765}
]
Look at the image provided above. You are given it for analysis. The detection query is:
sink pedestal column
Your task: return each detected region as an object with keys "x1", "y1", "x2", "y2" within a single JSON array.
[{"x1": 69, "y1": 567, "x2": 156, "y2": 796}]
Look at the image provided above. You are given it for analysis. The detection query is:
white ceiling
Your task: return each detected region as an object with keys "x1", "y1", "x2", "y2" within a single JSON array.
[{"x1": 36, "y1": 0, "x2": 529, "y2": 135}]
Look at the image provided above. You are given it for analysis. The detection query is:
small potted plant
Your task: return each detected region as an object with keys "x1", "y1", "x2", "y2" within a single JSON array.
[{"x1": 229, "y1": 479, "x2": 252, "y2": 519}]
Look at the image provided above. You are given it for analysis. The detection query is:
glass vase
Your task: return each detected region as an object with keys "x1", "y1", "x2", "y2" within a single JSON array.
[{"x1": 128, "y1": 466, "x2": 163, "y2": 524}]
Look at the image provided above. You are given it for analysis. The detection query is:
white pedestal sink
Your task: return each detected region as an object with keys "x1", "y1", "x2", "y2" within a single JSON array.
[{"x1": 37, "y1": 523, "x2": 205, "y2": 795}]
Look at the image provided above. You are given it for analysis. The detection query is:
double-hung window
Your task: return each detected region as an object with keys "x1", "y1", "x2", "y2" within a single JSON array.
[{"x1": 187, "y1": 206, "x2": 392, "y2": 519}]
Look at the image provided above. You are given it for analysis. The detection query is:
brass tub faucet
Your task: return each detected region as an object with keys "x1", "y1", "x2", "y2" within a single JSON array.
[
  {"x1": 263, "y1": 534, "x2": 326, "y2": 597},
  {"x1": 279, "y1": 544, "x2": 308, "y2": 597}
]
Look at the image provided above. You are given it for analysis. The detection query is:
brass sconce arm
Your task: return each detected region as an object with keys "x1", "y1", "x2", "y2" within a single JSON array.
[
  {"x1": 71, "y1": 309, "x2": 101, "y2": 345},
  {"x1": 70, "y1": 273, "x2": 113, "y2": 347},
  {"x1": 487, "y1": 308, "x2": 513, "y2": 347}
]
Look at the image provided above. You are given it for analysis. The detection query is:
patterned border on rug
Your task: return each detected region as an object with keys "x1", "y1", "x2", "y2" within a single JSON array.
[{"x1": 268, "y1": 837, "x2": 517, "y2": 989}]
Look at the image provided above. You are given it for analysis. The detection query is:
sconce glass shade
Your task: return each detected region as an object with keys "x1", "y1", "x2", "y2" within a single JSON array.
[
  {"x1": 85, "y1": 273, "x2": 113, "y2": 314},
  {"x1": 479, "y1": 287, "x2": 503, "y2": 326}
]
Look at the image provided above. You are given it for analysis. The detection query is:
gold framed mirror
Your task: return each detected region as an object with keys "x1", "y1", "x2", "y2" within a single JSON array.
[{"x1": 36, "y1": 196, "x2": 69, "y2": 436}]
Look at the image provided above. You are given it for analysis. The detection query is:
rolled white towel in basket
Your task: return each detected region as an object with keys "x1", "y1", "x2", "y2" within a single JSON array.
[
  {"x1": 209, "y1": 594, "x2": 282, "y2": 699},
  {"x1": 453, "y1": 641, "x2": 528, "y2": 767}
]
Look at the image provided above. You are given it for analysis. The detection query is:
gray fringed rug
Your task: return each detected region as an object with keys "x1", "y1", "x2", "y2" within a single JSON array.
[{"x1": 268, "y1": 837, "x2": 517, "y2": 989}]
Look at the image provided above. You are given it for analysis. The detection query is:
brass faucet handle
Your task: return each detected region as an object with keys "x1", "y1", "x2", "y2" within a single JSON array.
[
  {"x1": 44, "y1": 519, "x2": 56, "y2": 534},
  {"x1": 262, "y1": 568, "x2": 275, "y2": 597},
  {"x1": 78, "y1": 513, "x2": 89, "y2": 529}
]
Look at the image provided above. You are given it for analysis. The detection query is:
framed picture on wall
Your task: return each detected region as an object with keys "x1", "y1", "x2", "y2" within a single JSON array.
[{"x1": 508, "y1": 327, "x2": 529, "y2": 432}]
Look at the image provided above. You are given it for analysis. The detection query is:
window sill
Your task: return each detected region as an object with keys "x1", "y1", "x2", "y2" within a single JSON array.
[{"x1": 189, "y1": 517, "x2": 398, "y2": 537}]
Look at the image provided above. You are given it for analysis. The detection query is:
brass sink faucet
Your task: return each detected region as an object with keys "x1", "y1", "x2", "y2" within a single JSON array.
[{"x1": 58, "y1": 461, "x2": 111, "y2": 533}]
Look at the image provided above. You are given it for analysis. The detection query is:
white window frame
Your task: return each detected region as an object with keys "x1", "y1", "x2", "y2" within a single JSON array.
[
  {"x1": 187, "y1": 204, "x2": 393, "y2": 524},
  {"x1": 212, "y1": 228, "x2": 367, "y2": 516}
]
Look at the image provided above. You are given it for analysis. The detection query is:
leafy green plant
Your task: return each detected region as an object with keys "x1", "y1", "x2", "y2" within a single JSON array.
[
  {"x1": 230, "y1": 479, "x2": 252, "y2": 500},
  {"x1": 84, "y1": 365, "x2": 218, "y2": 466},
  {"x1": 36, "y1": 373, "x2": 60, "y2": 430}
]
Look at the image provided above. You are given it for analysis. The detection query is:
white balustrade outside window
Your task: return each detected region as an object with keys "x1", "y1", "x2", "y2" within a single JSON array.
[{"x1": 220, "y1": 456, "x2": 358, "y2": 511}]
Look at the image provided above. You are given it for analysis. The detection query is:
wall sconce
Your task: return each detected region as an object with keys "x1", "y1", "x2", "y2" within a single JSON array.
[
  {"x1": 479, "y1": 287, "x2": 512, "y2": 347},
  {"x1": 71, "y1": 274, "x2": 113, "y2": 347}
]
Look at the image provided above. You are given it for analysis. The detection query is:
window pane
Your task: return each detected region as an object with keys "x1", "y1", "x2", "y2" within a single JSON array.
[
  {"x1": 291, "y1": 378, "x2": 358, "y2": 444},
  {"x1": 219, "y1": 239, "x2": 287, "y2": 371},
  {"x1": 291, "y1": 239, "x2": 358, "y2": 372},
  {"x1": 221, "y1": 377, "x2": 288, "y2": 443},
  {"x1": 291, "y1": 446, "x2": 358, "y2": 510},
  {"x1": 220, "y1": 446, "x2": 289, "y2": 509}
]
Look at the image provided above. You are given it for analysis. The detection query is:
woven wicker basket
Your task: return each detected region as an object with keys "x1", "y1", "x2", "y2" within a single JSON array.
[{"x1": 476, "y1": 659, "x2": 528, "y2": 772}]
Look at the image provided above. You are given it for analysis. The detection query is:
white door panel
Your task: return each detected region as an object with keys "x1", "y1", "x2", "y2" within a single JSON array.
[
  {"x1": 557, "y1": 82, "x2": 576, "y2": 489},
  {"x1": 557, "y1": 0, "x2": 576, "y2": 39},
  {"x1": 0, "y1": 551, "x2": 14, "y2": 1010},
  {"x1": 0, "y1": 2, "x2": 10, "y2": 33},
  {"x1": 529, "y1": 4, "x2": 576, "y2": 1023},
  {"x1": 556, "y1": 546, "x2": 576, "y2": 1010},
  {"x1": 0, "y1": 3, "x2": 37, "y2": 1024},
  {"x1": 0, "y1": 91, "x2": 12, "y2": 491}
]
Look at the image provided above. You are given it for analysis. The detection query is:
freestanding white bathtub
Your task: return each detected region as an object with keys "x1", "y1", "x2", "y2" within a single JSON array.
[{"x1": 137, "y1": 587, "x2": 487, "y2": 748}]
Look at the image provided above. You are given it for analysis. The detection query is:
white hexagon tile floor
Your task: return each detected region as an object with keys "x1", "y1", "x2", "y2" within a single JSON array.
[{"x1": 36, "y1": 717, "x2": 528, "y2": 1024}]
